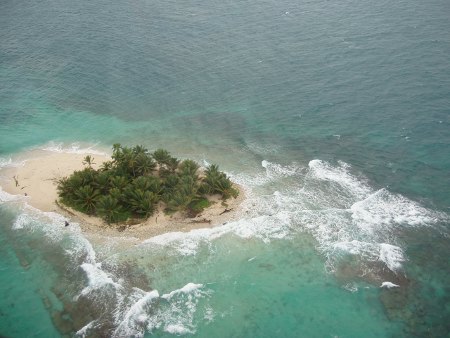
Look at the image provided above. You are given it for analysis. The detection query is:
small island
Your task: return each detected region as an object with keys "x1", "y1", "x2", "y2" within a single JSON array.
[
  {"x1": 57, "y1": 144, "x2": 239, "y2": 225},
  {"x1": 0, "y1": 145, "x2": 244, "y2": 240}
]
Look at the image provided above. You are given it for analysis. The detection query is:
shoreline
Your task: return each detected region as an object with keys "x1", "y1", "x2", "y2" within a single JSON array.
[{"x1": 0, "y1": 150, "x2": 245, "y2": 241}]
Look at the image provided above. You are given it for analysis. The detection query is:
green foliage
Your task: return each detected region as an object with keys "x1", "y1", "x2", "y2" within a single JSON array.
[
  {"x1": 153, "y1": 148, "x2": 179, "y2": 175},
  {"x1": 124, "y1": 188, "x2": 158, "y2": 217},
  {"x1": 165, "y1": 190, "x2": 193, "y2": 213},
  {"x1": 74, "y1": 185, "x2": 100, "y2": 214},
  {"x1": 132, "y1": 176, "x2": 162, "y2": 195},
  {"x1": 108, "y1": 187, "x2": 123, "y2": 201},
  {"x1": 57, "y1": 144, "x2": 237, "y2": 225},
  {"x1": 163, "y1": 174, "x2": 179, "y2": 189},
  {"x1": 152, "y1": 149, "x2": 171, "y2": 165},
  {"x1": 82, "y1": 155, "x2": 95, "y2": 167},
  {"x1": 96, "y1": 195, "x2": 122, "y2": 224},
  {"x1": 100, "y1": 160, "x2": 113, "y2": 172},
  {"x1": 135, "y1": 153, "x2": 156, "y2": 176},
  {"x1": 203, "y1": 164, "x2": 238, "y2": 199},
  {"x1": 179, "y1": 159, "x2": 199, "y2": 178},
  {"x1": 188, "y1": 198, "x2": 211, "y2": 215},
  {"x1": 110, "y1": 176, "x2": 129, "y2": 190},
  {"x1": 93, "y1": 171, "x2": 111, "y2": 193}
]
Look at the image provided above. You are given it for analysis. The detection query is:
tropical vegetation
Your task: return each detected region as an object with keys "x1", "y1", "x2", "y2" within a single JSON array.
[{"x1": 57, "y1": 144, "x2": 238, "y2": 224}]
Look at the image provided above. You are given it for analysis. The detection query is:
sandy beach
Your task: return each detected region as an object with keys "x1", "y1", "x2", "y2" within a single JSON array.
[{"x1": 0, "y1": 150, "x2": 245, "y2": 241}]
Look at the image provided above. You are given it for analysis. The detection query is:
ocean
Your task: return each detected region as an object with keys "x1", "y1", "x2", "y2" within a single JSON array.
[{"x1": 0, "y1": 0, "x2": 449, "y2": 336}]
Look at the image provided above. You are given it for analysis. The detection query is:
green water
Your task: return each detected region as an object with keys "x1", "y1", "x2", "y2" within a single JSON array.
[
  {"x1": 1, "y1": 0, "x2": 449, "y2": 336},
  {"x1": 139, "y1": 235, "x2": 403, "y2": 337},
  {"x1": 0, "y1": 208, "x2": 60, "y2": 337}
]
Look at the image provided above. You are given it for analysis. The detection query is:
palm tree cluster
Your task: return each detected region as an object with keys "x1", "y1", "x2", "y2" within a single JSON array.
[{"x1": 57, "y1": 144, "x2": 238, "y2": 224}]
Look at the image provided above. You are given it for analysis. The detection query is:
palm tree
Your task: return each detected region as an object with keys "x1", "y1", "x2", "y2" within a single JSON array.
[
  {"x1": 112, "y1": 143, "x2": 123, "y2": 163},
  {"x1": 179, "y1": 159, "x2": 199, "y2": 177},
  {"x1": 57, "y1": 174, "x2": 83, "y2": 201},
  {"x1": 82, "y1": 155, "x2": 95, "y2": 168},
  {"x1": 153, "y1": 149, "x2": 179, "y2": 174},
  {"x1": 125, "y1": 188, "x2": 158, "y2": 217},
  {"x1": 74, "y1": 185, "x2": 100, "y2": 214},
  {"x1": 100, "y1": 160, "x2": 113, "y2": 172},
  {"x1": 167, "y1": 157, "x2": 180, "y2": 172},
  {"x1": 108, "y1": 187, "x2": 122, "y2": 202},
  {"x1": 77, "y1": 167, "x2": 98, "y2": 186},
  {"x1": 179, "y1": 175, "x2": 198, "y2": 196},
  {"x1": 111, "y1": 144, "x2": 138, "y2": 177},
  {"x1": 96, "y1": 195, "x2": 121, "y2": 224},
  {"x1": 164, "y1": 175, "x2": 201, "y2": 213},
  {"x1": 135, "y1": 192, "x2": 158, "y2": 217},
  {"x1": 132, "y1": 145, "x2": 148, "y2": 156},
  {"x1": 135, "y1": 153, "x2": 156, "y2": 176},
  {"x1": 57, "y1": 143, "x2": 238, "y2": 222},
  {"x1": 109, "y1": 176, "x2": 129, "y2": 190},
  {"x1": 92, "y1": 171, "x2": 111, "y2": 193},
  {"x1": 203, "y1": 164, "x2": 236, "y2": 199},
  {"x1": 153, "y1": 149, "x2": 171, "y2": 165},
  {"x1": 163, "y1": 174, "x2": 179, "y2": 190},
  {"x1": 205, "y1": 164, "x2": 220, "y2": 176},
  {"x1": 132, "y1": 176, "x2": 162, "y2": 194},
  {"x1": 165, "y1": 190, "x2": 192, "y2": 213},
  {"x1": 122, "y1": 147, "x2": 138, "y2": 177}
]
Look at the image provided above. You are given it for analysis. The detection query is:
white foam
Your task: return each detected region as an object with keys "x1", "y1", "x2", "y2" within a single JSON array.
[
  {"x1": 41, "y1": 141, "x2": 108, "y2": 156},
  {"x1": 4, "y1": 203, "x2": 75, "y2": 244},
  {"x1": 142, "y1": 213, "x2": 291, "y2": 255},
  {"x1": 159, "y1": 282, "x2": 209, "y2": 336},
  {"x1": 351, "y1": 188, "x2": 441, "y2": 229},
  {"x1": 231, "y1": 160, "x2": 303, "y2": 188},
  {"x1": 113, "y1": 290, "x2": 160, "y2": 337},
  {"x1": 113, "y1": 282, "x2": 210, "y2": 337},
  {"x1": 343, "y1": 282, "x2": 358, "y2": 293},
  {"x1": 164, "y1": 324, "x2": 193, "y2": 335},
  {"x1": 4, "y1": 154, "x2": 446, "y2": 336},
  {"x1": 380, "y1": 281, "x2": 400, "y2": 288},
  {"x1": 12, "y1": 213, "x2": 33, "y2": 229},
  {"x1": 332, "y1": 240, "x2": 380, "y2": 261},
  {"x1": 141, "y1": 158, "x2": 447, "y2": 276},
  {"x1": 24, "y1": 207, "x2": 73, "y2": 241},
  {"x1": 76, "y1": 320, "x2": 97, "y2": 338},
  {"x1": 204, "y1": 306, "x2": 215, "y2": 322},
  {"x1": 65, "y1": 233, "x2": 97, "y2": 264},
  {"x1": 0, "y1": 157, "x2": 26, "y2": 168},
  {"x1": 308, "y1": 159, "x2": 371, "y2": 199},
  {"x1": 330, "y1": 240, "x2": 405, "y2": 271},
  {"x1": 0, "y1": 188, "x2": 24, "y2": 203},
  {"x1": 79, "y1": 263, "x2": 122, "y2": 298},
  {"x1": 202, "y1": 159, "x2": 211, "y2": 167},
  {"x1": 161, "y1": 283, "x2": 203, "y2": 300},
  {"x1": 379, "y1": 243, "x2": 405, "y2": 272},
  {"x1": 0, "y1": 157, "x2": 12, "y2": 167},
  {"x1": 261, "y1": 160, "x2": 302, "y2": 179}
]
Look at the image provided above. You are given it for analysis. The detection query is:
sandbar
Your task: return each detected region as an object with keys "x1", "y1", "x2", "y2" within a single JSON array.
[{"x1": 0, "y1": 150, "x2": 245, "y2": 241}]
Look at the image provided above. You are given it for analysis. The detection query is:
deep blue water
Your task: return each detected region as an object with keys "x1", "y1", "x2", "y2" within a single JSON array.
[{"x1": 0, "y1": 0, "x2": 449, "y2": 336}]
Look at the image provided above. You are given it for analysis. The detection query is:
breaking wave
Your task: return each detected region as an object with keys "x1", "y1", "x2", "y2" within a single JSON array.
[
  {"x1": 143, "y1": 158, "x2": 448, "y2": 278},
  {"x1": 1, "y1": 153, "x2": 448, "y2": 336},
  {"x1": 41, "y1": 141, "x2": 108, "y2": 156}
]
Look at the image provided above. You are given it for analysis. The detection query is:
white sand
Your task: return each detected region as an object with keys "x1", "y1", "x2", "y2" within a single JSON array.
[{"x1": 0, "y1": 150, "x2": 245, "y2": 241}]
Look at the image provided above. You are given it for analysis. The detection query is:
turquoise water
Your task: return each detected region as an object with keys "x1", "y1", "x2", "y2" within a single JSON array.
[{"x1": 1, "y1": 0, "x2": 449, "y2": 336}]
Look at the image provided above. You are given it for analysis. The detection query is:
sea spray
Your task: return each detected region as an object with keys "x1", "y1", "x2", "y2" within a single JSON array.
[{"x1": 1, "y1": 156, "x2": 447, "y2": 336}]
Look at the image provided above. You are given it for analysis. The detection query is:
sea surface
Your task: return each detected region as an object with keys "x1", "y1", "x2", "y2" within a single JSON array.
[{"x1": 1, "y1": 0, "x2": 449, "y2": 336}]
